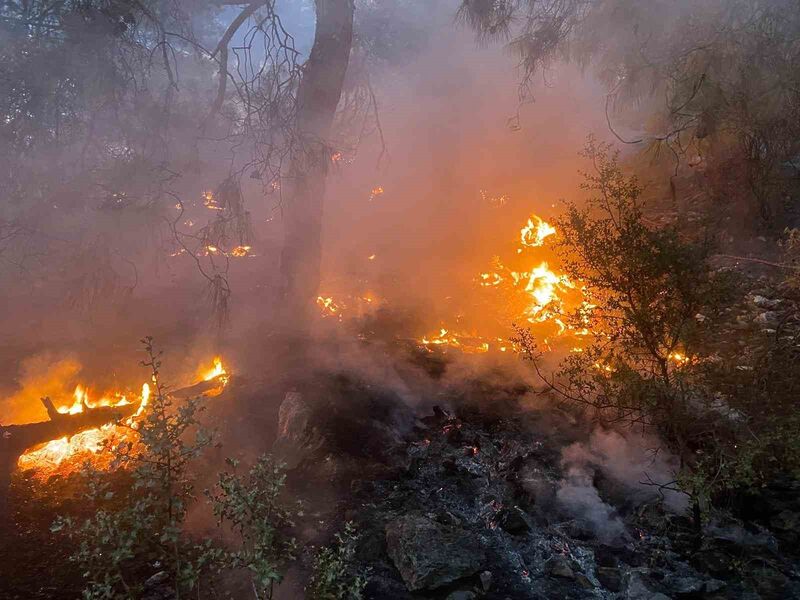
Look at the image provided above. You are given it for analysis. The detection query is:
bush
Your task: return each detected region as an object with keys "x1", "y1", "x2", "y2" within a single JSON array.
[
  {"x1": 306, "y1": 522, "x2": 368, "y2": 600},
  {"x1": 514, "y1": 140, "x2": 800, "y2": 520},
  {"x1": 206, "y1": 455, "x2": 298, "y2": 599},
  {"x1": 52, "y1": 338, "x2": 298, "y2": 599}
]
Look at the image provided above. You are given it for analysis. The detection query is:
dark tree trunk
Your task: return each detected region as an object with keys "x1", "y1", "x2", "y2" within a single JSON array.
[{"x1": 279, "y1": 0, "x2": 355, "y2": 325}]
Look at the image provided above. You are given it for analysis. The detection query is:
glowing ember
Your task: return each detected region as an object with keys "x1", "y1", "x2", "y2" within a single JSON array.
[
  {"x1": 369, "y1": 186, "x2": 384, "y2": 201},
  {"x1": 203, "y1": 191, "x2": 223, "y2": 210},
  {"x1": 419, "y1": 328, "x2": 505, "y2": 354},
  {"x1": 18, "y1": 357, "x2": 227, "y2": 479},
  {"x1": 317, "y1": 295, "x2": 343, "y2": 318},
  {"x1": 230, "y1": 245, "x2": 252, "y2": 257}
]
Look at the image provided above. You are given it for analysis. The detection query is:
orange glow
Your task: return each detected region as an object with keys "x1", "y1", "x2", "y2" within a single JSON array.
[
  {"x1": 203, "y1": 191, "x2": 223, "y2": 210},
  {"x1": 18, "y1": 357, "x2": 228, "y2": 479},
  {"x1": 317, "y1": 295, "x2": 343, "y2": 319},
  {"x1": 417, "y1": 213, "x2": 589, "y2": 353},
  {"x1": 230, "y1": 245, "x2": 252, "y2": 257}
]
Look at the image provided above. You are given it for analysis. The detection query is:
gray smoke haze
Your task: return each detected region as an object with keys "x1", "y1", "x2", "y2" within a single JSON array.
[{"x1": 556, "y1": 428, "x2": 688, "y2": 542}]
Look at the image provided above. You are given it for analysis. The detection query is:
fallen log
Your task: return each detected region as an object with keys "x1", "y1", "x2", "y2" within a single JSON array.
[
  {"x1": 2, "y1": 397, "x2": 140, "y2": 460},
  {"x1": 0, "y1": 374, "x2": 229, "y2": 517},
  {"x1": 0, "y1": 398, "x2": 140, "y2": 519}
]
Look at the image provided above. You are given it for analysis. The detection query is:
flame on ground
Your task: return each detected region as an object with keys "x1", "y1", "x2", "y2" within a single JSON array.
[
  {"x1": 519, "y1": 215, "x2": 556, "y2": 250},
  {"x1": 18, "y1": 357, "x2": 227, "y2": 479},
  {"x1": 418, "y1": 214, "x2": 585, "y2": 353}
]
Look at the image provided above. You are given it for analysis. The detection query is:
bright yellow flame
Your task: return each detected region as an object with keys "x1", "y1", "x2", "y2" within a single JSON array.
[
  {"x1": 202, "y1": 356, "x2": 227, "y2": 381},
  {"x1": 669, "y1": 351, "x2": 691, "y2": 366},
  {"x1": 520, "y1": 215, "x2": 556, "y2": 249},
  {"x1": 317, "y1": 295, "x2": 343, "y2": 318},
  {"x1": 524, "y1": 262, "x2": 573, "y2": 322}
]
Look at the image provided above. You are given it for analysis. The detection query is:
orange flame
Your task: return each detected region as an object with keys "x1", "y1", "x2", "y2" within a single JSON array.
[
  {"x1": 519, "y1": 215, "x2": 556, "y2": 250},
  {"x1": 18, "y1": 357, "x2": 227, "y2": 478}
]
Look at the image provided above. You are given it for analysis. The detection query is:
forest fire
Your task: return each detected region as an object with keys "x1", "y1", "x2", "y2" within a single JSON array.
[
  {"x1": 16, "y1": 357, "x2": 228, "y2": 479},
  {"x1": 417, "y1": 214, "x2": 586, "y2": 352}
]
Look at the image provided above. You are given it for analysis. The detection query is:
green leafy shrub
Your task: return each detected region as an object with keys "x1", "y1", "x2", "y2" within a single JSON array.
[
  {"x1": 206, "y1": 455, "x2": 298, "y2": 599},
  {"x1": 52, "y1": 338, "x2": 299, "y2": 599},
  {"x1": 306, "y1": 522, "x2": 368, "y2": 600},
  {"x1": 514, "y1": 140, "x2": 800, "y2": 519}
]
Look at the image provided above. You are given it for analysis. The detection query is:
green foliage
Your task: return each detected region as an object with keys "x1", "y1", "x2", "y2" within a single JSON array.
[
  {"x1": 460, "y1": 0, "x2": 800, "y2": 229},
  {"x1": 52, "y1": 337, "x2": 215, "y2": 598},
  {"x1": 206, "y1": 455, "x2": 299, "y2": 600},
  {"x1": 558, "y1": 138, "x2": 729, "y2": 383},
  {"x1": 514, "y1": 141, "x2": 800, "y2": 513},
  {"x1": 51, "y1": 338, "x2": 299, "y2": 599},
  {"x1": 306, "y1": 522, "x2": 368, "y2": 600}
]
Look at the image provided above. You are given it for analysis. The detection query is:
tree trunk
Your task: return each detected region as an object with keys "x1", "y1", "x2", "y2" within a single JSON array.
[{"x1": 279, "y1": 0, "x2": 355, "y2": 325}]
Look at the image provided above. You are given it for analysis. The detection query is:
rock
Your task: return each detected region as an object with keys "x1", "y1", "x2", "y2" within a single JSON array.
[
  {"x1": 445, "y1": 592, "x2": 476, "y2": 600},
  {"x1": 770, "y1": 510, "x2": 800, "y2": 533},
  {"x1": 142, "y1": 571, "x2": 174, "y2": 600},
  {"x1": 271, "y1": 392, "x2": 324, "y2": 468},
  {"x1": 144, "y1": 571, "x2": 169, "y2": 588},
  {"x1": 751, "y1": 567, "x2": 789, "y2": 599},
  {"x1": 480, "y1": 570, "x2": 493, "y2": 591},
  {"x1": 564, "y1": 519, "x2": 596, "y2": 541},
  {"x1": 544, "y1": 556, "x2": 575, "y2": 580},
  {"x1": 752, "y1": 295, "x2": 781, "y2": 310},
  {"x1": 754, "y1": 311, "x2": 779, "y2": 325},
  {"x1": 666, "y1": 575, "x2": 707, "y2": 595},
  {"x1": 625, "y1": 571, "x2": 671, "y2": 600},
  {"x1": 596, "y1": 566, "x2": 623, "y2": 592},
  {"x1": 498, "y1": 506, "x2": 531, "y2": 535},
  {"x1": 363, "y1": 574, "x2": 414, "y2": 599},
  {"x1": 385, "y1": 514, "x2": 486, "y2": 591}
]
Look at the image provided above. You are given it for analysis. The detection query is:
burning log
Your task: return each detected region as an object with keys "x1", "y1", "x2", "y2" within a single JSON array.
[
  {"x1": 0, "y1": 396, "x2": 141, "y2": 518},
  {"x1": 3, "y1": 396, "x2": 140, "y2": 459},
  {"x1": 0, "y1": 372, "x2": 228, "y2": 517}
]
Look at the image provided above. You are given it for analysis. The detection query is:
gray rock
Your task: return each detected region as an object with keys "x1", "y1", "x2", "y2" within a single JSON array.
[
  {"x1": 445, "y1": 592, "x2": 476, "y2": 600},
  {"x1": 752, "y1": 295, "x2": 781, "y2": 309},
  {"x1": 754, "y1": 311, "x2": 779, "y2": 325},
  {"x1": 770, "y1": 509, "x2": 800, "y2": 533},
  {"x1": 272, "y1": 392, "x2": 324, "y2": 468},
  {"x1": 498, "y1": 506, "x2": 531, "y2": 535},
  {"x1": 144, "y1": 571, "x2": 169, "y2": 588},
  {"x1": 596, "y1": 566, "x2": 623, "y2": 592},
  {"x1": 625, "y1": 571, "x2": 671, "y2": 600},
  {"x1": 480, "y1": 570, "x2": 493, "y2": 591},
  {"x1": 544, "y1": 556, "x2": 575, "y2": 580},
  {"x1": 385, "y1": 514, "x2": 486, "y2": 591}
]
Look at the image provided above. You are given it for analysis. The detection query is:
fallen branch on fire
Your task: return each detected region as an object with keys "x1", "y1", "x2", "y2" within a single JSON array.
[
  {"x1": 1, "y1": 397, "x2": 141, "y2": 464},
  {"x1": 1, "y1": 373, "x2": 228, "y2": 471}
]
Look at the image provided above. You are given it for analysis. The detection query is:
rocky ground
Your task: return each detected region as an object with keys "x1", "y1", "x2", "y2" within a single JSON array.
[{"x1": 278, "y1": 363, "x2": 800, "y2": 600}]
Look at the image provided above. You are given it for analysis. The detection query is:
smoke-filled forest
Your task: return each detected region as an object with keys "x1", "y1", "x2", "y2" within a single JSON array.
[{"x1": 2, "y1": 0, "x2": 800, "y2": 598}]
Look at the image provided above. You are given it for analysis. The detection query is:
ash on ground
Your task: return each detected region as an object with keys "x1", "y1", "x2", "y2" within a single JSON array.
[{"x1": 276, "y1": 363, "x2": 800, "y2": 600}]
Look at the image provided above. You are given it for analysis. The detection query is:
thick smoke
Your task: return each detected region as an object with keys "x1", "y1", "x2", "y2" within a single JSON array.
[{"x1": 556, "y1": 428, "x2": 688, "y2": 542}]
